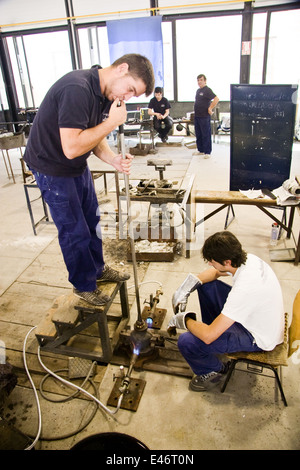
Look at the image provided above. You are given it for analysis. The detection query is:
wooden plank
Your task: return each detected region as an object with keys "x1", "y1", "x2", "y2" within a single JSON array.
[
  {"x1": 5, "y1": 347, "x2": 69, "y2": 374},
  {"x1": 0, "y1": 321, "x2": 41, "y2": 353},
  {"x1": 17, "y1": 258, "x2": 70, "y2": 288},
  {"x1": 34, "y1": 308, "x2": 57, "y2": 340},
  {"x1": 194, "y1": 190, "x2": 278, "y2": 206},
  {"x1": 0, "y1": 282, "x2": 69, "y2": 325},
  {"x1": 51, "y1": 293, "x2": 81, "y2": 325}
]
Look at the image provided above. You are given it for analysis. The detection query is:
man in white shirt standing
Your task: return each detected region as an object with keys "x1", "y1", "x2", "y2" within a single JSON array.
[{"x1": 168, "y1": 231, "x2": 284, "y2": 391}]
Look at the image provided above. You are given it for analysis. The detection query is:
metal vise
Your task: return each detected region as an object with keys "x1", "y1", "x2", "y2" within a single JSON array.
[{"x1": 147, "y1": 158, "x2": 173, "y2": 180}]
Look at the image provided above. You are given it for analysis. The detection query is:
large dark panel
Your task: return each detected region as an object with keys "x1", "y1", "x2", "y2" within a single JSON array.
[{"x1": 230, "y1": 84, "x2": 298, "y2": 191}]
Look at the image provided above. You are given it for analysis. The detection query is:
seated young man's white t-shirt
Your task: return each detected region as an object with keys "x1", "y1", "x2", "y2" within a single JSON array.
[{"x1": 222, "y1": 254, "x2": 284, "y2": 350}]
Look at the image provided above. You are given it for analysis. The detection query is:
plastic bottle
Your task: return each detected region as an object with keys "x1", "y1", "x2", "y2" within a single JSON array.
[{"x1": 270, "y1": 223, "x2": 280, "y2": 246}]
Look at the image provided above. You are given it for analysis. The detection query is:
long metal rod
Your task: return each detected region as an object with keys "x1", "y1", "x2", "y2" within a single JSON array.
[{"x1": 119, "y1": 124, "x2": 142, "y2": 322}]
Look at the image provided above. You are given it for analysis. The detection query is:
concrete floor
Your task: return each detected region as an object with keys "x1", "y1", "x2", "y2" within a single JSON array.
[{"x1": 0, "y1": 133, "x2": 300, "y2": 451}]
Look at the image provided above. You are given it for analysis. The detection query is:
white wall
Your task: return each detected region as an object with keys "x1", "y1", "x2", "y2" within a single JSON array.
[
  {"x1": 0, "y1": 0, "x2": 67, "y2": 31},
  {"x1": 0, "y1": 0, "x2": 150, "y2": 32},
  {"x1": 72, "y1": 0, "x2": 150, "y2": 24},
  {"x1": 1, "y1": 0, "x2": 297, "y2": 33}
]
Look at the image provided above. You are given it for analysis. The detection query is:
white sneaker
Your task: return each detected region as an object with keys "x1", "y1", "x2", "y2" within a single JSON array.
[
  {"x1": 204, "y1": 154, "x2": 211, "y2": 159},
  {"x1": 192, "y1": 151, "x2": 204, "y2": 156}
]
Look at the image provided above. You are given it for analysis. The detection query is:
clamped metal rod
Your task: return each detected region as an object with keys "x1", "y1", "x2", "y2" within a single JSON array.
[
  {"x1": 118, "y1": 352, "x2": 139, "y2": 394},
  {"x1": 118, "y1": 122, "x2": 142, "y2": 323},
  {"x1": 146, "y1": 288, "x2": 163, "y2": 325}
]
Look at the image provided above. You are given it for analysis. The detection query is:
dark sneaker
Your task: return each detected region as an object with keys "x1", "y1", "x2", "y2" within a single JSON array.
[
  {"x1": 189, "y1": 371, "x2": 223, "y2": 391},
  {"x1": 97, "y1": 265, "x2": 130, "y2": 283},
  {"x1": 189, "y1": 363, "x2": 229, "y2": 392},
  {"x1": 73, "y1": 288, "x2": 111, "y2": 306}
]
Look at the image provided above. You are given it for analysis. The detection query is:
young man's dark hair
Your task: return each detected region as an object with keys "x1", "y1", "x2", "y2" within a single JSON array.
[
  {"x1": 202, "y1": 231, "x2": 247, "y2": 268},
  {"x1": 197, "y1": 73, "x2": 207, "y2": 81},
  {"x1": 112, "y1": 54, "x2": 155, "y2": 97},
  {"x1": 154, "y1": 86, "x2": 163, "y2": 94}
]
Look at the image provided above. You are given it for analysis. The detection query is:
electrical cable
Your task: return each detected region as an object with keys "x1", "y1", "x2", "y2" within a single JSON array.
[
  {"x1": 22, "y1": 326, "x2": 124, "y2": 450},
  {"x1": 37, "y1": 346, "x2": 124, "y2": 416},
  {"x1": 22, "y1": 326, "x2": 42, "y2": 450},
  {"x1": 32, "y1": 378, "x2": 99, "y2": 441},
  {"x1": 30, "y1": 363, "x2": 100, "y2": 441},
  {"x1": 22, "y1": 279, "x2": 166, "y2": 447},
  {"x1": 39, "y1": 363, "x2": 95, "y2": 403},
  {"x1": 25, "y1": 380, "x2": 99, "y2": 442},
  {"x1": 127, "y1": 280, "x2": 162, "y2": 291}
]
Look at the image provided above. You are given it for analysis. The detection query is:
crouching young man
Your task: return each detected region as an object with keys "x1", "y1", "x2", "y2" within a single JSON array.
[{"x1": 168, "y1": 231, "x2": 284, "y2": 391}]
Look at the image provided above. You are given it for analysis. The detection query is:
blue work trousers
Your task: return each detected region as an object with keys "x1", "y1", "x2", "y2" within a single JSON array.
[
  {"x1": 32, "y1": 167, "x2": 104, "y2": 292},
  {"x1": 178, "y1": 280, "x2": 262, "y2": 375},
  {"x1": 194, "y1": 116, "x2": 212, "y2": 155}
]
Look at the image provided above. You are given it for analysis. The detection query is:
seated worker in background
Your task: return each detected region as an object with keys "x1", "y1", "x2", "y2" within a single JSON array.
[
  {"x1": 148, "y1": 86, "x2": 173, "y2": 143},
  {"x1": 168, "y1": 231, "x2": 284, "y2": 391},
  {"x1": 24, "y1": 54, "x2": 155, "y2": 306}
]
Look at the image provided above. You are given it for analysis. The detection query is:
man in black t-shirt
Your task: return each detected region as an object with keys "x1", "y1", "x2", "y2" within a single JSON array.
[
  {"x1": 24, "y1": 54, "x2": 154, "y2": 306},
  {"x1": 148, "y1": 87, "x2": 173, "y2": 142},
  {"x1": 193, "y1": 74, "x2": 219, "y2": 158}
]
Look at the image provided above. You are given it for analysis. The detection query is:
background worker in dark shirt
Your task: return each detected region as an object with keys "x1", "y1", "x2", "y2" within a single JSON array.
[
  {"x1": 193, "y1": 74, "x2": 219, "y2": 158},
  {"x1": 148, "y1": 87, "x2": 173, "y2": 142},
  {"x1": 24, "y1": 54, "x2": 154, "y2": 306}
]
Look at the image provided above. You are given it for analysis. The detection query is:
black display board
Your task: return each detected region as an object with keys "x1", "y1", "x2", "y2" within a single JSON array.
[{"x1": 230, "y1": 84, "x2": 298, "y2": 191}]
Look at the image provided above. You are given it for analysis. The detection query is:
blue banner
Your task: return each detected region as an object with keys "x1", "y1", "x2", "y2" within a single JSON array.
[{"x1": 107, "y1": 16, "x2": 163, "y2": 87}]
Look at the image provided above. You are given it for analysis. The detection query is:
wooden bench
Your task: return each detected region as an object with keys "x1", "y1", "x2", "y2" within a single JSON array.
[
  {"x1": 35, "y1": 281, "x2": 130, "y2": 363},
  {"x1": 193, "y1": 190, "x2": 300, "y2": 265}
]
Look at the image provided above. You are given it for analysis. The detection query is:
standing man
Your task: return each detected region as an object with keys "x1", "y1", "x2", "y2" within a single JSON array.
[
  {"x1": 148, "y1": 86, "x2": 173, "y2": 143},
  {"x1": 168, "y1": 231, "x2": 284, "y2": 391},
  {"x1": 24, "y1": 54, "x2": 155, "y2": 306},
  {"x1": 193, "y1": 74, "x2": 219, "y2": 158}
]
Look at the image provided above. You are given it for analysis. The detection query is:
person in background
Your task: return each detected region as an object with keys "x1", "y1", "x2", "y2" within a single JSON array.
[
  {"x1": 193, "y1": 74, "x2": 219, "y2": 158},
  {"x1": 24, "y1": 54, "x2": 155, "y2": 306},
  {"x1": 148, "y1": 86, "x2": 173, "y2": 143},
  {"x1": 168, "y1": 231, "x2": 284, "y2": 391}
]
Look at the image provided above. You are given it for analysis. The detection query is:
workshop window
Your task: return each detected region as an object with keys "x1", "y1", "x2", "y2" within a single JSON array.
[
  {"x1": 176, "y1": 15, "x2": 242, "y2": 102},
  {"x1": 161, "y1": 21, "x2": 174, "y2": 102},
  {"x1": 0, "y1": 67, "x2": 9, "y2": 110},
  {"x1": 6, "y1": 30, "x2": 72, "y2": 108},
  {"x1": 249, "y1": 12, "x2": 267, "y2": 84},
  {"x1": 266, "y1": 9, "x2": 300, "y2": 87},
  {"x1": 78, "y1": 26, "x2": 110, "y2": 69}
]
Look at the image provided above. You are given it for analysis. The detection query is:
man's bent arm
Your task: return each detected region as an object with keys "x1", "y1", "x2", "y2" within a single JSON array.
[
  {"x1": 93, "y1": 138, "x2": 132, "y2": 175},
  {"x1": 196, "y1": 266, "x2": 224, "y2": 284},
  {"x1": 185, "y1": 313, "x2": 234, "y2": 344},
  {"x1": 208, "y1": 96, "x2": 219, "y2": 115},
  {"x1": 59, "y1": 99, "x2": 127, "y2": 159}
]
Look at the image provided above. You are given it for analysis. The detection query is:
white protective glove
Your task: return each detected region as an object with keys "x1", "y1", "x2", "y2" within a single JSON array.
[
  {"x1": 172, "y1": 273, "x2": 202, "y2": 313},
  {"x1": 282, "y1": 178, "x2": 300, "y2": 196},
  {"x1": 167, "y1": 311, "x2": 197, "y2": 336}
]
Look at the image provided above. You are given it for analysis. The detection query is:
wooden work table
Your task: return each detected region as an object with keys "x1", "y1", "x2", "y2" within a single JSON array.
[{"x1": 193, "y1": 189, "x2": 300, "y2": 265}]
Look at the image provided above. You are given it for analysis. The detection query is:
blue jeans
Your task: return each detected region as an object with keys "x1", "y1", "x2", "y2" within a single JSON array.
[
  {"x1": 178, "y1": 280, "x2": 262, "y2": 375},
  {"x1": 32, "y1": 167, "x2": 104, "y2": 292},
  {"x1": 194, "y1": 116, "x2": 212, "y2": 154}
]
